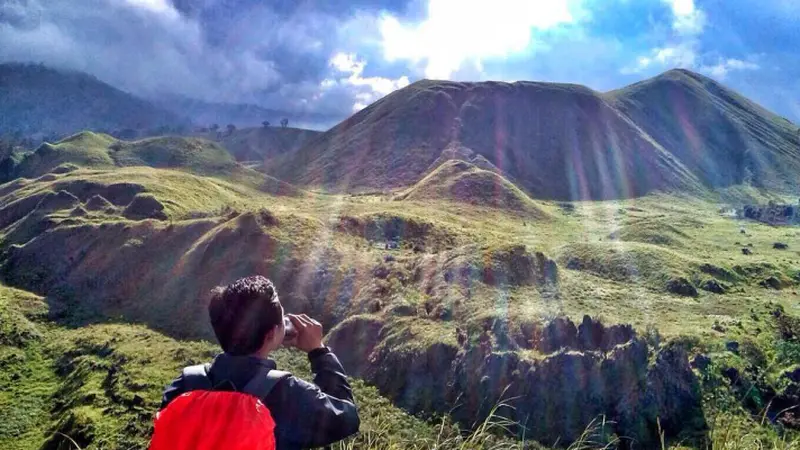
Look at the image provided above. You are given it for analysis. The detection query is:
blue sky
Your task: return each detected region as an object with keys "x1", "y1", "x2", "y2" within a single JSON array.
[{"x1": 1, "y1": 0, "x2": 799, "y2": 127}]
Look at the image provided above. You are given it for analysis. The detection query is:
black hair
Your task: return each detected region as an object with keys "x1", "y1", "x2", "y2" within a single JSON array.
[{"x1": 208, "y1": 276, "x2": 282, "y2": 355}]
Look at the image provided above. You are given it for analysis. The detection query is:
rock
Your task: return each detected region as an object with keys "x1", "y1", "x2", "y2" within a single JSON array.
[
  {"x1": 577, "y1": 315, "x2": 635, "y2": 351},
  {"x1": 773, "y1": 242, "x2": 789, "y2": 250},
  {"x1": 760, "y1": 276, "x2": 784, "y2": 290},
  {"x1": 725, "y1": 341, "x2": 740, "y2": 353},
  {"x1": 539, "y1": 317, "x2": 578, "y2": 353},
  {"x1": 700, "y1": 279, "x2": 727, "y2": 294},
  {"x1": 326, "y1": 316, "x2": 385, "y2": 377},
  {"x1": 123, "y1": 194, "x2": 167, "y2": 220},
  {"x1": 388, "y1": 303, "x2": 416, "y2": 317},
  {"x1": 50, "y1": 163, "x2": 79, "y2": 174},
  {"x1": 741, "y1": 248, "x2": 752, "y2": 255},
  {"x1": 666, "y1": 277, "x2": 698, "y2": 297},
  {"x1": 690, "y1": 354, "x2": 711, "y2": 370},
  {"x1": 372, "y1": 264, "x2": 391, "y2": 279},
  {"x1": 641, "y1": 344, "x2": 705, "y2": 441}
]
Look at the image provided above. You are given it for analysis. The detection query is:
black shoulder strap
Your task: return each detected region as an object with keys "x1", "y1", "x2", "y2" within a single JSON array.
[
  {"x1": 242, "y1": 367, "x2": 291, "y2": 400},
  {"x1": 182, "y1": 363, "x2": 213, "y2": 391}
]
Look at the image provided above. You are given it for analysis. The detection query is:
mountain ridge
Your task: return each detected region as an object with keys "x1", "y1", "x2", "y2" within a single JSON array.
[
  {"x1": 0, "y1": 63, "x2": 189, "y2": 139},
  {"x1": 266, "y1": 69, "x2": 799, "y2": 200}
]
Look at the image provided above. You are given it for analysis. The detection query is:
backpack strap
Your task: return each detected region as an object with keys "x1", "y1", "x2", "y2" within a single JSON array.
[
  {"x1": 181, "y1": 363, "x2": 213, "y2": 391},
  {"x1": 241, "y1": 366, "x2": 291, "y2": 400}
]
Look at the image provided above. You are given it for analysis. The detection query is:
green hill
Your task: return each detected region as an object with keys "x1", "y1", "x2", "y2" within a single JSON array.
[
  {"x1": 267, "y1": 70, "x2": 800, "y2": 200},
  {"x1": 4, "y1": 131, "x2": 301, "y2": 196},
  {"x1": 1, "y1": 70, "x2": 800, "y2": 449},
  {"x1": 396, "y1": 159, "x2": 548, "y2": 217},
  {"x1": 608, "y1": 69, "x2": 800, "y2": 192}
]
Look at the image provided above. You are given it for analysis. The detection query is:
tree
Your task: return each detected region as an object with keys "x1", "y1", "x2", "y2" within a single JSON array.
[
  {"x1": 226, "y1": 124, "x2": 236, "y2": 136},
  {"x1": 262, "y1": 121, "x2": 270, "y2": 128},
  {"x1": 281, "y1": 118, "x2": 289, "y2": 128}
]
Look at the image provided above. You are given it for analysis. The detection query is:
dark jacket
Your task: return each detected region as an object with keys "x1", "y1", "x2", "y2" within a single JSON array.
[{"x1": 160, "y1": 348, "x2": 360, "y2": 450}]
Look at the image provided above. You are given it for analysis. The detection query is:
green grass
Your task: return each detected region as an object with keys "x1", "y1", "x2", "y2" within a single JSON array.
[{"x1": 2, "y1": 142, "x2": 800, "y2": 448}]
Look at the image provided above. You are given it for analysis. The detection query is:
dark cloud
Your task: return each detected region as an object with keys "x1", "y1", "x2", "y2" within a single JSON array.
[
  {"x1": 0, "y1": 0, "x2": 417, "y2": 127},
  {"x1": 1, "y1": 0, "x2": 798, "y2": 129}
]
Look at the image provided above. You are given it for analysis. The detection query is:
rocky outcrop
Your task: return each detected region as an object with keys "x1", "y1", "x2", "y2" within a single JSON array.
[
  {"x1": 327, "y1": 314, "x2": 705, "y2": 447},
  {"x1": 414, "y1": 245, "x2": 559, "y2": 296}
]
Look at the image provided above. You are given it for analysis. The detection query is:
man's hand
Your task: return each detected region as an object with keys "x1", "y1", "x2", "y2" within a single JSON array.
[{"x1": 287, "y1": 314, "x2": 325, "y2": 353}]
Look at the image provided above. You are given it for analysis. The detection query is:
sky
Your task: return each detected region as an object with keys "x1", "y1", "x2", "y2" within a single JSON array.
[{"x1": 1, "y1": 0, "x2": 799, "y2": 128}]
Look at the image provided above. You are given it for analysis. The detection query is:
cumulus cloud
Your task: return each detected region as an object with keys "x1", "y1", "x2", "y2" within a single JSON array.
[
  {"x1": 623, "y1": 0, "x2": 706, "y2": 74},
  {"x1": 623, "y1": 43, "x2": 698, "y2": 73},
  {"x1": 664, "y1": 0, "x2": 705, "y2": 35},
  {"x1": 379, "y1": 0, "x2": 582, "y2": 79},
  {"x1": 0, "y1": 0, "x2": 410, "y2": 125},
  {"x1": 701, "y1": 58, "x2": 760, "y2": 79},
  {"x1": 327, "y1": 53, "x2": 411, "y2": 111}
]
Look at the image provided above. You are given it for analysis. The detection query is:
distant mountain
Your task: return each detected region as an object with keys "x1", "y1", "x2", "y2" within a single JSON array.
[
  {"x1": 0, "y1": 63, "x2": 188, "y2": 139},
  {"x1": 266, "y1": 70, "x2": 800, "y2": 200},
  {"x1": 155, "y1": 95, "x2": 339, "y2": 131},
  {"x1": 202, "y1": 126, "x2": 322, "y2": 163}
]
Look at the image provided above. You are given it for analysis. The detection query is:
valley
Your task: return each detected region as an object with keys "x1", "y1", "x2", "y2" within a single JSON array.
[{"x1": 0, "y1": 66, "x2": 799, "y2": 449}]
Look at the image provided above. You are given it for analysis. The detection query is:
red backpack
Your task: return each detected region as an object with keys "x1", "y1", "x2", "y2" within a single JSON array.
[{"x1": 150, "y1": 364, "x2": 289, "y2": 450}]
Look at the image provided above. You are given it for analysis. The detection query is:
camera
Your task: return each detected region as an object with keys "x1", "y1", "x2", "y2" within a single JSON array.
[{"x1": 283, "y1": 316, "x2": 298, "y2": 342}]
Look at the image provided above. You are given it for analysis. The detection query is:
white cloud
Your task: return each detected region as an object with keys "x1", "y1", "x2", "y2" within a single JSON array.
[
  {"x1": 379, "y1": 0, "x2": 581, "y2": 79},
  {"x1": 124, "y1": 0, "x2": 180, "y2": 20},
  {"x1": 325, "y1": 52, "x2": 410, "y2": 112},
  {"x1": 622, "y1": 43, "x2": 697, "y2": 73},
  {"x1": 662, "y1": 0, "x2": 705, "y2": 35},
  {"x1": 702, "y1": 58, "x2": 760, "y2": 79}
]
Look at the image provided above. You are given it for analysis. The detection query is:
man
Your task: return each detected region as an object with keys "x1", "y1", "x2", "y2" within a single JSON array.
[{"x1": 160, "y1": 276, "x2": 360, "y2": 449}]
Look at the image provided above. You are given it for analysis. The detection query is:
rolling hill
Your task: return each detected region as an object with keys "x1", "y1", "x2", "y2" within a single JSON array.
[
  {"x1": 0, "y1": 63, "x2": 188, "y2": 138},
  {"x1": 266, "y1": 70, "x2": 800, "y2": 200},
  {"x1": 396, "y1": 159, "x2": 547, "y2": 217},
  {"x1": 2, "y1": 131, "x2": 301, "y2": 196}
]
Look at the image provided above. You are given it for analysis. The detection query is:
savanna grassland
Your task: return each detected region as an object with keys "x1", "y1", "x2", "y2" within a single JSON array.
[{"x1": 1, "y1": 67, "x2": 800, "y2": 450}]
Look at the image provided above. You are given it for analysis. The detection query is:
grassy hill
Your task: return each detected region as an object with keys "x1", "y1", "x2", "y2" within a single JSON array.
[
  {"x1": 267, "y1": 70, "x2": 799, "y2": 200},
  {"x1": 396, "y1": 159, "x2": 548, "y2": 217},
  {"x1": 2, "y1": 147, "x2": 799, "y2": 448},
  {"x1": 0, "y1": 64, "x2": 188, "y2": 138},
  {"x1": 3, "y1": 131, "x2": 301, "y2": 197},
  {"x1": 608, "y1": 69, "x2": 800, "y2": 192},
  {"x1": 1, "y1": 68, "x2": 800, "y2": 449}
]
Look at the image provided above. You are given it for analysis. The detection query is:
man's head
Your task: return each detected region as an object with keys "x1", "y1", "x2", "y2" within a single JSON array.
[{"x1": 208, "y1": 276, "x2": 285, "y2": 357}]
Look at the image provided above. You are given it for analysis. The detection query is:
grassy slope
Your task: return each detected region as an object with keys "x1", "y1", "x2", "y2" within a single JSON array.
[
  {"x1": 266, "y1": 78, "x2": 699, "y2": 199},
  {"x1": 8, "y1": 131, "x2": 301, "y2": 197},
  {"x1": 1, "y1": 127, "x2": 799, "y2": 448},
  {"x1": 396, "y1": 159, "x2": 549, "y2": 218},
  {"x1": 0, "y1": 284, "x2": 439, "y2": 450},
  {"x1": 608, "y1": 69, "x2": 800, "y2": 193}
]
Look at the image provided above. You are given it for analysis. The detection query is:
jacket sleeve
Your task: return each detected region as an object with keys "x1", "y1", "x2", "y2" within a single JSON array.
[
  {"x1": 267, "y1": 349, "x2": 360, "y2": 448},
  {"x1": 159, "y1": 373, "x2": 185, "y2": 410}
]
